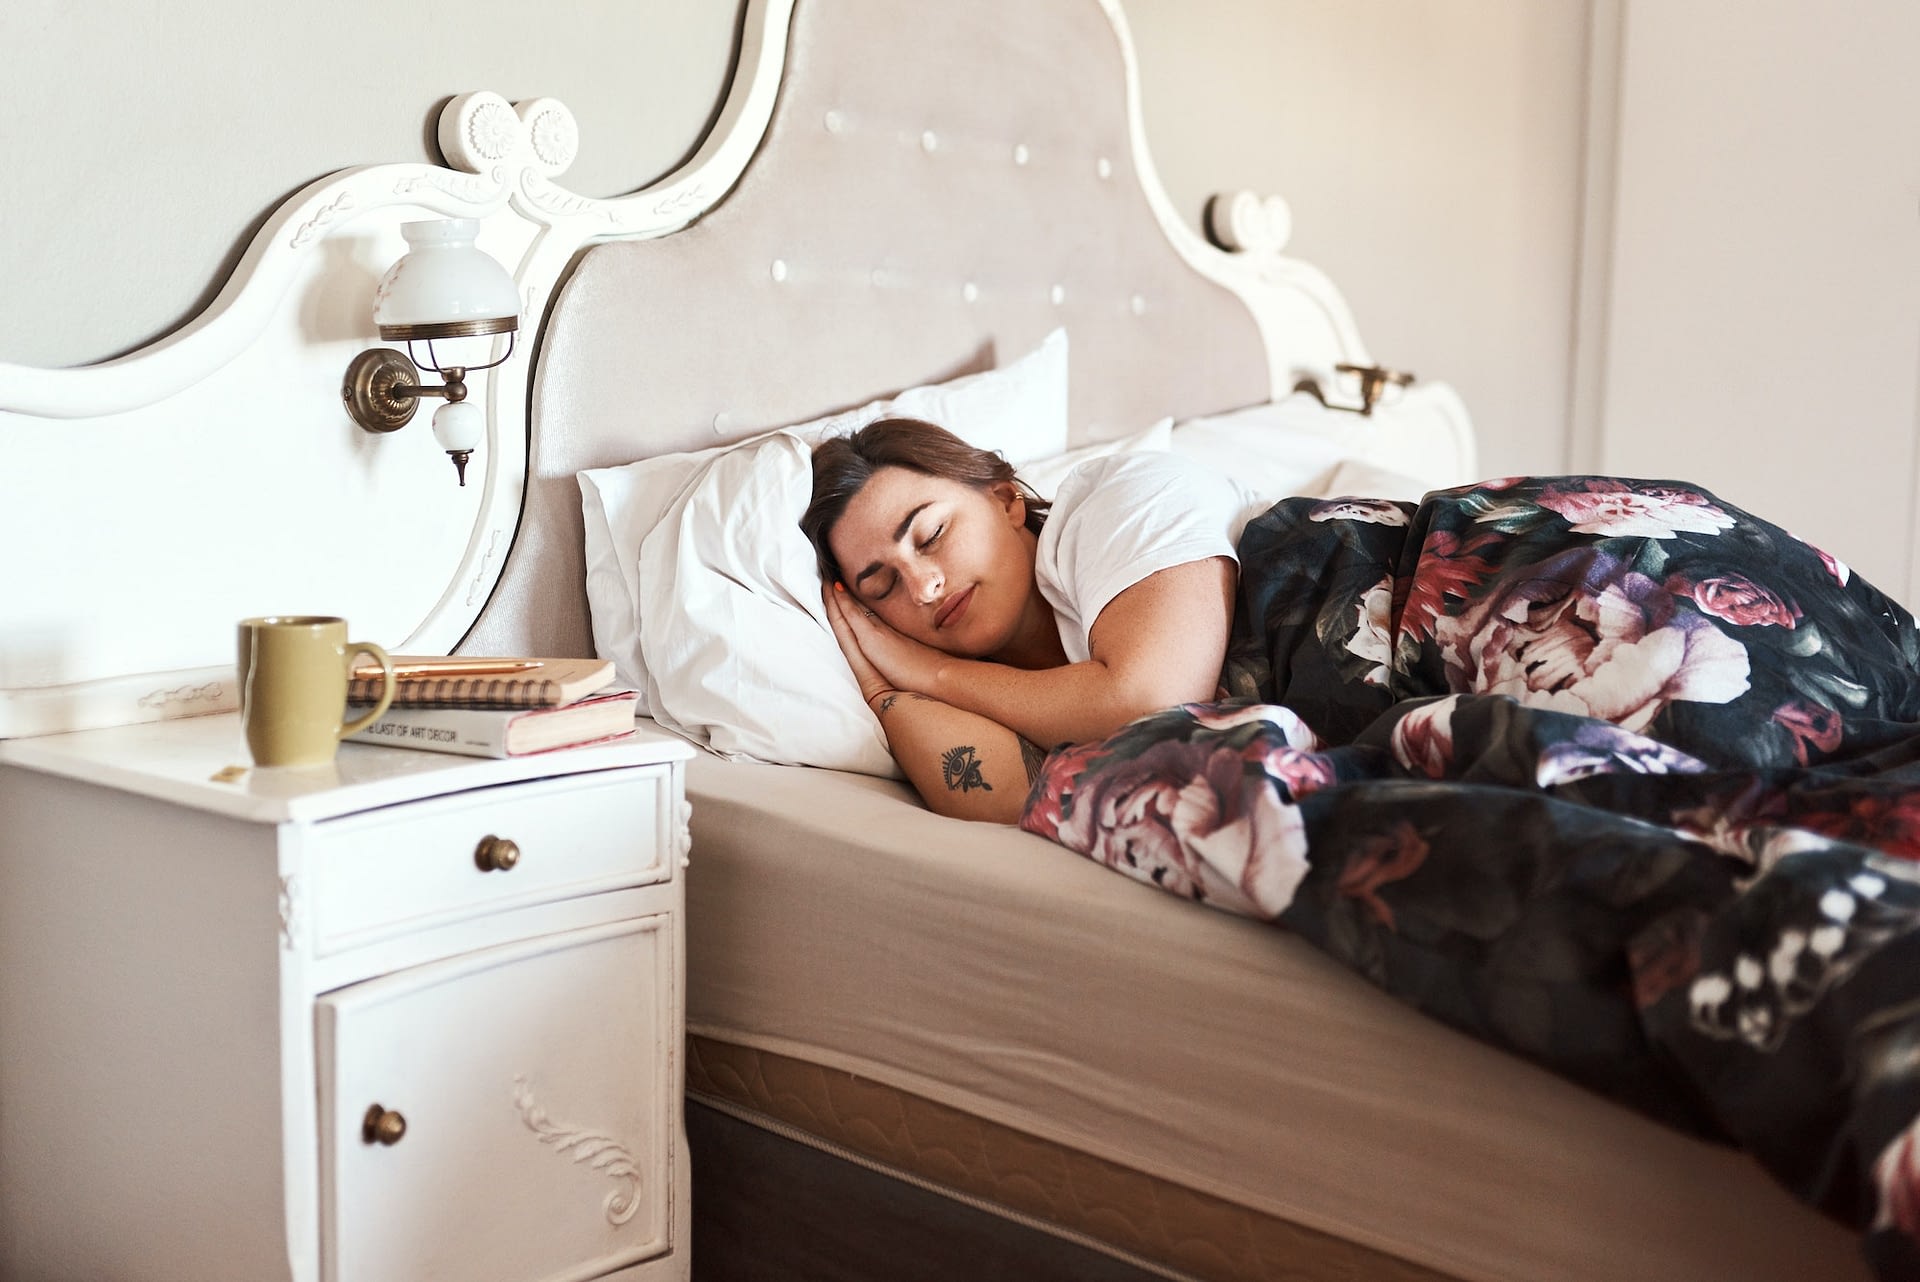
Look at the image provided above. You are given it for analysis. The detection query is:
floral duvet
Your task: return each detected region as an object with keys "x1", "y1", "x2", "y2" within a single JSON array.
[{"x1": 1020, "y1": 476, "x2": 1920, "y2": 1277}]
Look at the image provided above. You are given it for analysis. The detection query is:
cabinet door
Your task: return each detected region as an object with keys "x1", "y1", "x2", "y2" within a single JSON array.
[{"x1": 318, "y1": 915, "x2": 674, "y2": 1282}]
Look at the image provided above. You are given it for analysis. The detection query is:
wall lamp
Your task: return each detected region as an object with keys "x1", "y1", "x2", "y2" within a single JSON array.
[
  {"x1": 341, "y1": 218, "x2": 519, "y2": 486},
  {"x1": 1293, "y1": 363, "x2": 1416, "y2": 418}
]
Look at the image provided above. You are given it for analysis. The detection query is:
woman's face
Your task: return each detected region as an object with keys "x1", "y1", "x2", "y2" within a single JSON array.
[{"x1": 829, "y1": 466, "x2": 1036, "y2": 657}]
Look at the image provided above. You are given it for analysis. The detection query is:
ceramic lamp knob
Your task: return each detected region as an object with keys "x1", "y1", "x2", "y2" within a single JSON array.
[{"x1": 432, "y1": 400, "x2": 484, "y2": 486}]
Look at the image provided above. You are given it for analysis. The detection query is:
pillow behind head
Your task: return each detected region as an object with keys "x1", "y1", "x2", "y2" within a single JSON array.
[
  {"x1": 579, "y1": 328, "x2": 1069, "y2": 720},
  {"x1": 636, "y1": 431, "x2": 899, "y2": 773}
]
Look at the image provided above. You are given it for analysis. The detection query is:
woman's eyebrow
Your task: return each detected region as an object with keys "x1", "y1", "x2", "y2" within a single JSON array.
[
  {"x1": 892, "y1": 502, "x2": 932, "y2": 541},
  {"x1": 852, "y1": 502, "x2": 933, "y2": 589}
]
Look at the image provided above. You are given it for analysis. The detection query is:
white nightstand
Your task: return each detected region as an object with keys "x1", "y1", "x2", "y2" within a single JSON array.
[{"x1": 0, "y1": 711, "x2": 696, "y2": 1282}]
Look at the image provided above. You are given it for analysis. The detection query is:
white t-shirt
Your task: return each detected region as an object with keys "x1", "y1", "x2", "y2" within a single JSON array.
[{"x1": 1035, "y1": 451, "x2": 1264, "y2": 663}]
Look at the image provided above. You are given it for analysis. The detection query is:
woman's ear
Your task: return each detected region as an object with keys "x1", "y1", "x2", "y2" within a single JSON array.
[{"x1": 992, "y1": 480, "x2": 1026, "y2": 527}]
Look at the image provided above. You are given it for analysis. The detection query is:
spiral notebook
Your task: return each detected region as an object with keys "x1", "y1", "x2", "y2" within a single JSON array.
[{"x1": 347, "y1": 655, "x2": 616, "y2": 709}]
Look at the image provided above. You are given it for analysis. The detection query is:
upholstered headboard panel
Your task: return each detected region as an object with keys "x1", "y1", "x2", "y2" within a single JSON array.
[{"x1": 462, "y1": 0, "x2": 1270, "y2": 658}]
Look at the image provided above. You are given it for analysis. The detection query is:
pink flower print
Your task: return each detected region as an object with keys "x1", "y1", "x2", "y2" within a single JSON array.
[
  {"x1": 1433, "y1": 549, "x2": 1751, "y2": 733},
  {"x1": 1400, "y1": 531, "x2": 1498, "y2": 643},
  {"x1": 1535, "y1": 481, "x2": 1737, "y2": 539},
  {"x1": 1816, "y1": 545, "x2": 1852, "y2": 586},
  {"x1": 1346, "y1": 577, "x2": 1395, "y2": 687},
  {"x1": 1772, "y1": 700, "x2": 1844, "y2": 766},
  {"x1": 1263, "y1": 747, "x2": 1338, "y2": 802},
  {"x1": 1037, "y1": 737, "x2": 1308, "y2": 919},
  {"x1": 1391, "y1": 696, "x2": 1460, "y2": 778},
  {"x1": 1189, "y1": 703, "x2": 1322, "y2": 750},
  {"x1": 1674, "y1": 573, "x2": 1800, "y2": 629},
  {"x1": 1875, "y1": 1119, "x2": 1920, "y2": 1241}
]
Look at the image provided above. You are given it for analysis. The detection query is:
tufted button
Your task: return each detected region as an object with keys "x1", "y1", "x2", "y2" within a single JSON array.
[
  {"x1": 1097, "y1": 156, "x2": 1113, "y2": 180},
  {"x1": 770, "y1": 259, "x2": 788, "y2": 283},
  {"x1": 823, "y1": 109, "x2": 845, "y2": 134},
  {"x1": 1130, "y1": 294, "x2": 1147, "y2": 316},
  {"x1": 712, "y1": 411, "x2": 733, "y2": 434},
  {"x1": 1012, "y1": 143, "x2": 1030, "y2": 166},
  {"x1": 1050, "y1": 284, "x2": 1066, "y2": 306},
  {"x1": 962, "y1": 282, "x2": 980, "y2": 304},
  {"x1": 920, "y1": 130, "x2": 939, "y2": 153}
]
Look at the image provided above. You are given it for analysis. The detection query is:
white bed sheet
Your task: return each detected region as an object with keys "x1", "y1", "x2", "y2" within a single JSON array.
[{"x1": 681, "y1": 752, "x2": 1866, "y2": 1282}]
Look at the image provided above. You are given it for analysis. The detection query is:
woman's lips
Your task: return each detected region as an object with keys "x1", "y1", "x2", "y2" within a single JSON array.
[{"x1": 936, "y1": 586, "x2": 973, "y2": 629}]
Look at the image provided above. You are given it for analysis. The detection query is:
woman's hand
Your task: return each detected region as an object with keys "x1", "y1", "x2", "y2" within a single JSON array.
[
  {"x1": 825, "y1": 583, "x2": 951, "y2": 697},
  {"x1": 822, "y1": 582, "x2": 901, "y2": 711}
]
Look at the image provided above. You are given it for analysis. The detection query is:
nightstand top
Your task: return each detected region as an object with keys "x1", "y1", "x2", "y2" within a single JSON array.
[{"x1": 0, "y1": 711, "x2": 697, "y2": 824}]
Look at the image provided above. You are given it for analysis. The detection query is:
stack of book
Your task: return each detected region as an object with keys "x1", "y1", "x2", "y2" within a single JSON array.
[{"x1": 345, "y1": 656, "x2": 637, "y2": 758}]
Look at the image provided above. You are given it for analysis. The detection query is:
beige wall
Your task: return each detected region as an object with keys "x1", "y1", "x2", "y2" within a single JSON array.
[
  {"x1": 1124, "y1": 0, "x2": 1594, "y2": 478},
  {"x1": 1, "y1": 0, "x2": 744, "y2": 369},
  {"x1": 1597, "y1": 0, "x2": 1920, "y2": 603},
  {"x1": 5, "y1": 0, "x2": 1592, "y2": 481}
]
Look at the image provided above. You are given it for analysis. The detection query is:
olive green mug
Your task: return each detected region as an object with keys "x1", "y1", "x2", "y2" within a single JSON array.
[{"x1": 237, "y1": 616, "x2": 397, "y2": 767}]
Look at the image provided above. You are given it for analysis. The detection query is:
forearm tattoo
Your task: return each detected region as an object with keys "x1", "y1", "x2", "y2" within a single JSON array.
[
  {"x1": 941, "y1": 745, "x2": 993, "y2": 793},
  {"x1": 871, "y1": 692, "x2": 929, "y2": 717},
  {"x1": 1018, "y1": 735, "x2": 1048, "y2": 785}
]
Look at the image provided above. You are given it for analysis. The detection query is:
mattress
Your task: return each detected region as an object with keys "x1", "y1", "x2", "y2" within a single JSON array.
[{"x1": 682, "y1": 753, "x2": 1867, "y2": 1282}]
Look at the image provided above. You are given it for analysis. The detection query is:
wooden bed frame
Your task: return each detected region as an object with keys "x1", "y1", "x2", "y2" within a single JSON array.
[{"x1": 0, "y1": 1, "x2": 1870, "y2": 1280}]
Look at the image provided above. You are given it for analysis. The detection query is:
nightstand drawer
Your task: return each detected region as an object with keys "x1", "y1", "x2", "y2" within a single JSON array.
[{"x1": 308, "y1": 766, "x2": 673, "y2": 955}]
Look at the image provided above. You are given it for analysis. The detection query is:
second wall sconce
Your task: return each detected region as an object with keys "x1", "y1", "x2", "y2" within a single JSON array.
[{"x1": 341, "y1": 218, "x2": 519, "y2": 486}]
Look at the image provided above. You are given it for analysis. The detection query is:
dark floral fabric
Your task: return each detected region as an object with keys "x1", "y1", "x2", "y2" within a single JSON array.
[{"x1": 1019, "y1": 476, "x2": 1920, "y2": 1278}]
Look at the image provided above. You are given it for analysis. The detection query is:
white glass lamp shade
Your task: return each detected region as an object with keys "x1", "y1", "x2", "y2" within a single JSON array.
[
  {"x1": 372, "y1": 219, "x2": 520, "y2": 340},
  {"x1": 431, "y1": 400, "x2": 485, "y2": 454}
]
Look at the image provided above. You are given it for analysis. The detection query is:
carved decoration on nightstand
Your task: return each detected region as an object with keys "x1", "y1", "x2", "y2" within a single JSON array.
[
  {"x1": 278, "y1": 874, "x2": 303, "y2": 950},
  {"x1": 135, "y1": 679, "x2": 227, "y2": 712},
  {"x1": 511, "y1": 1074, "x2": 642, "y2": 1225}
]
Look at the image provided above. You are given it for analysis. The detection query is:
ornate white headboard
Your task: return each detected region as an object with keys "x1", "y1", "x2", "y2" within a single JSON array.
[{"x1": 0, "y1": 0, "x2": 1470, "y2": 738}]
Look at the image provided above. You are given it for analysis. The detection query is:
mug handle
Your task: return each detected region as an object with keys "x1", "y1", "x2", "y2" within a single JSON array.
[{"x1": 339, "y1": 642, "x2": 398, "y2": 739}]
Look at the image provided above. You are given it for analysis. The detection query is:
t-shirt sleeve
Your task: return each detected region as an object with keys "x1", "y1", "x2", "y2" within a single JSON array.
[{"x1": 1035, "y1": 451, "x2": 1259, "y2": 663}]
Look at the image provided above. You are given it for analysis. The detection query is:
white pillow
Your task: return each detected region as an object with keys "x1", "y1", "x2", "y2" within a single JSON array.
[
  {"x1": 1307, "y1": 457, "x2": 1432, "y2": 503},
  {"x1": 1015, "y1": 417, "x2": 1172, "y2": 499},
  {"x1": 579, "y1": 328, "x2": 1070, "y2": 716},
  {"x1": 1170, "y1": 387, "x2": 1474, "y2": 504},
  {"x1": 634, "y1": 431, "x2": 898, "y2": 773},
  {"x1": 1167, "y1": 394, "x2": 1354, "y2": 505}
]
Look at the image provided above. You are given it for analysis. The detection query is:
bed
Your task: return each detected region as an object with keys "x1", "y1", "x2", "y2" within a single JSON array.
[
  {"x1": 460, "y1": 2, "x2": 1875, "y2": 1279},
  {"x1": 0, "y1": 0, "x2": 1884, "y2": 1279}
]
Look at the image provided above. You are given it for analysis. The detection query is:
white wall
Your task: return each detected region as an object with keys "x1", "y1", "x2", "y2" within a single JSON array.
[{"x1": 4, "y1": 0, "x2": 1593, "y2": 484}]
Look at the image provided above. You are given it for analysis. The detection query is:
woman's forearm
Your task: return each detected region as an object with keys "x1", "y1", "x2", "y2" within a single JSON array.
[
  {"x1": 870, "y1": 692, "x2": 1047, "y2": 824},
  {"x1": 926, "y1": 656, "x2": 1178, "y2": 750}
]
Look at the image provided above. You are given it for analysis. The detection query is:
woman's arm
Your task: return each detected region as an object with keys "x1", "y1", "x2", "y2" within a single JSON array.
[
  {"x1": 867, "y1": 691, "x2": 1045, "y2": 824},
  {"x1": 824, "y1": 585, "x2": 1043, "y2": 823},
  {"x1": 843, "y1": 555, "x2": 1237, "y2": 748}
]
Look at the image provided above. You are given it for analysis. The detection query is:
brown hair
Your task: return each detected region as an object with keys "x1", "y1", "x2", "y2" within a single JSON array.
[{"x1": 800, "y1": 416, "x2": 1050, "y2": 586}]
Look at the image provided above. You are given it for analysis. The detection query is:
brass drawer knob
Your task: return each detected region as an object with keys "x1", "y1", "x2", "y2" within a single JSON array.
[
  {"x1": 362, "y1": 1104, "x2": 407, "y2": 1146},
  {"x1": 474, "y1": 834, "x2": 521, "y2": 872}
]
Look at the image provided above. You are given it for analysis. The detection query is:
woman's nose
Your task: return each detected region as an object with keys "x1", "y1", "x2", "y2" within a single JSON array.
[{"x1": 904, "y1": 563, "x2": 944, "y2": 605}]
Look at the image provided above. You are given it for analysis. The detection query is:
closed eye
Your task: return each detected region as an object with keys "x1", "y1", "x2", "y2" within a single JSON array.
[{"x1": 917, "y1": 523, "x2": 945, "y2": 552}]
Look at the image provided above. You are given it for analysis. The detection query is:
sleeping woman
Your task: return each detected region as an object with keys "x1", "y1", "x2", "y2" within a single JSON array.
[
  {"x1": 806, "y1": 416, "x2": 1920, "y2": 1272},
  {"x1": 802, "y1": 415, "x2": 1254, "y2": 823}
]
